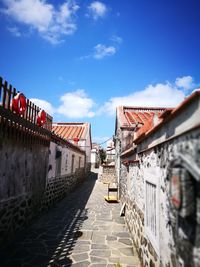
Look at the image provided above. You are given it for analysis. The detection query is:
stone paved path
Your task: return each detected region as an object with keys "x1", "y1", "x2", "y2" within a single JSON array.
[{"x1": 0, "y1": 171, "x2": 141, "y2": 267}]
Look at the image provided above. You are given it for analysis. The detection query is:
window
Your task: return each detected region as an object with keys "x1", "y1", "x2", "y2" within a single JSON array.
[
  {"x1": 144, "y1": 167, "x2": 159, "y2": 254},
  {"x1": 65, "y1": 153, "x2": 68, "y2": 171},
  {"x1": 56, "y1": 154, "x2": 62, "y2": 177},
  {"x1": 71, "y1": 155, "x2": 75, "y2": 173},
  {"x1": 146, "y1": 182, "x2": 157, "y2": 237},
  {"x1": 79, "y1": 157, "x2": 81, "y2": 168}
]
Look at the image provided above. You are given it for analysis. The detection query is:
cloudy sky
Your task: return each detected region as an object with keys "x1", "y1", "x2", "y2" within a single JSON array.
[{"x1": 0, "y1": 0, "x2": 200, "y2": 144}]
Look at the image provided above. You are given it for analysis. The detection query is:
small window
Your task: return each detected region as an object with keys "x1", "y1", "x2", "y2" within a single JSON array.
[
  {"x1": 79, "y1": 157, "x2": 81, "y2": 168},
  {"x1": 56, "y1": 154, "x2": 62, "y2": 177},
  {"x1": 65, "y1": 154, "x2": 68, "y2": 171},
  {"x1": 71, "y1": 155, "x2": 75, "y2": 173}
]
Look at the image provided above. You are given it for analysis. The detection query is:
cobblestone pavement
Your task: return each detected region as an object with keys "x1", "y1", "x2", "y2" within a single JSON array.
[{"x1": 0, "y1": 171, "x2": 141, "y2": 267}]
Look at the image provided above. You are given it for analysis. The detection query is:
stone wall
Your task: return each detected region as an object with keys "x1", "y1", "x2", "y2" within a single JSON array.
[
  {"x1": 120, "y1": 127, "x2": 200, "y2": 267},
  {"x1": 85, "y1": 162, "x2": 91, "y2": 175},
  {"x1": 0, "y1": 194, "x2": 33, "y2": 244},
  {"x1": 42, "y1": 168, "x2": 85, "y2": 210},
  {"x1": 98, "y1": 165, "x2": 117, "y2": 183},
  {"x1": 0, "y1": 135, "x2": 49, "y2": 244},
  {"x1": 0, "y1": 134, "x2": 87, "y2": 245}
]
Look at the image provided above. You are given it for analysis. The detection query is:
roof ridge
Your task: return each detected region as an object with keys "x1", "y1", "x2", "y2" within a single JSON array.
[{"x1": 123, "y1": 106, "x2": 167, "y2": 111}]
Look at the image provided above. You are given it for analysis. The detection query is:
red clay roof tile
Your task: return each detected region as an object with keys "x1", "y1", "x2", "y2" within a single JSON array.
[
  {"x1": 118, "y1": 106, "x2": 166, "y2": 128},
  {"x1": 52, "y1": 122, "x2": 89, "y2": 140},
  {"x1": 134, "y1": 89, "x2": 200, "y2": 144}
]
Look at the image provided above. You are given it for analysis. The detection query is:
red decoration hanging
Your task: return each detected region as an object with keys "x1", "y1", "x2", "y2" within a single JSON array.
[
  {"x1": 12, "y1": 93, "x2": 27, "y2": 115},
  {"x1": 37, "y1": 110, "x2": 46, "y2": 127},
  {"x1": 73, "y1": 137, "x2": 79, "y2": 142}
]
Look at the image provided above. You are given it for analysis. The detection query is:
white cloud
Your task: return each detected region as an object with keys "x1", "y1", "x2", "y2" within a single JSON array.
[
  {"x1": 30, "y1": 98, "x2": 55, "y2": 115},
  {"x1": 101, "y1": 82, "x2": 186, "y2": 116},
  {"x1": 7, "y1": 26, "x2": 21, "y2": 37},
  {"x1": 57, "y1": 89, "x2": 95, "y2": 118},
  {"x1": 175, "y1": 76, "x2": 194, "y2": 90},
  {"x1": 1, "y1": 0, "x2": 79, "y2": 44},
  {"x1": 111, "y1": 35, "x2": 123, "y2": 44},
  {"x1": 93, "y1": 44, "x2": 116, "y2": 59},
  {"x1": 80, "y1": 43, "x2": 117, "y2": 60},
  {"x1": 87, "y1": 1, "x2": 107, "y2": 20},
  {"x1": 30, "y1": 89, "x2": 95, "y2": 119}
]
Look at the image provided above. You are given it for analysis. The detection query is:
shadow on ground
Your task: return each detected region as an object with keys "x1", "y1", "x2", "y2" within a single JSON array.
[{"x1": 0, "y1": 172, "x2": 98, "y2": 267}]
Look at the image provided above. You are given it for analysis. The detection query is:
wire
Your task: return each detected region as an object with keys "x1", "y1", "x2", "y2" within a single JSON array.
[{"x1": 97, "y1": 136, "x2": 113, "y2": 146}]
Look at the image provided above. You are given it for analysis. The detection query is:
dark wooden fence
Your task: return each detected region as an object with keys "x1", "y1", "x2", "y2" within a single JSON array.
[{"x1": 0, "y1": 76, "x2": 53, "y2": 145}]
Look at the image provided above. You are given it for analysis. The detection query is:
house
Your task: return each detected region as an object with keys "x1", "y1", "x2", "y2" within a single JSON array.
[
  {"x1": 106, "y1": 140, "x2": 115, "y2": 164},
  {"x1": 52, "y1": 122, "x2": 92, "y2": 172},
  {"x1": 114, "y1": 91, "x2": 200, "y2": 267},
  {"x1": 48, "y1": 133, "x2": 86, "y2": 179},
  {"x1": 114, "y1": 106, "x2": 166, "y2": 186},
  {"x1": 91, "y1": 143, "x2": 100, "y2": 169},
  {"x1": 43, "y1": 132, "x2": 86, "y2": 208}
]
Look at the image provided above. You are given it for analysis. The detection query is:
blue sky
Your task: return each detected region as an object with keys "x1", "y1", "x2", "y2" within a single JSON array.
[{"x1": 0, "y1": 0, "x2": 200, "y2": 144}]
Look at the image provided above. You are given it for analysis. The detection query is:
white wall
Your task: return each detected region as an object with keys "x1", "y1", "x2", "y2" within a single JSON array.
[
  {"x1": 78, "y1": 135, "x2": 91, "y2": 164},
  {"x1": 91, "y1": 149, "x2": 97, "y2": 164},
  {"x1": 47, "y1": 142, "x2": 57, "y2": 179},
  {"x1": 47, "y1": 141, "x2": 85, "y2": 179}
]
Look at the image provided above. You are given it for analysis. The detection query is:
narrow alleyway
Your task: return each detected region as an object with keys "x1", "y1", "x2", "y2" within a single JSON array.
[{"x1": 0, "y1": 171, "x2": 140, "y2": 267}]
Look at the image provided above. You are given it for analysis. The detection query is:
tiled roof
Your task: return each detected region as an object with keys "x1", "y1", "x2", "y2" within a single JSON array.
[
  {"x1": 117, "y1": 106, "x2": 166, "y2": 139},
  {"x1": 52, "y1": 122, "x2": 89, "y2": 140},
  {"x1": 117, "y1": 106, "x2": 166, "y2": 128},
  {"x1": 134, "y1": 89, "x2": 200, "y2": 144},
  {"x1": 51, "y1": 132, "x2": 85, "y2": 155}
]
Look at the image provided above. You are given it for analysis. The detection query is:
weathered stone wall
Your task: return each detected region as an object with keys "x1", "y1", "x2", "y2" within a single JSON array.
[
  {"x1": 42, "y1": 168, "x2": 85, "y2": 210},
  {"x1": 0, "y1": 134, "x2": 87, "y2": 245},
  {"x1": 0, "y1": 135, "x2": 49, "y2": 244},
  {"x1": 119, "y1": 164, "x2": 127, "y2": 199},
  {"x1": 120, "y1": 127, "x2": 200, "y2": 267},
  {"x1": 98, "y1": 165, "x2": 117, "y2": 183},
  {"x1": 0, "y1": 194, "x2": 33, "y2": 243},
  {"x1": 85, "y1": 162, "x2": 91, "y2": 175}
]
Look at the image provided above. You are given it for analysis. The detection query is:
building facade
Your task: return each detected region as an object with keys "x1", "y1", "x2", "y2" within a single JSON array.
[
  {"x1": 91, "y1": 143, "x2": 100, "y2": 169},
  {"x1": 52, "y1": 122, "x2": 92, "y2": 172},
  {"x1": 115, "y1": 91, "x2": 200, "y2": 267}
]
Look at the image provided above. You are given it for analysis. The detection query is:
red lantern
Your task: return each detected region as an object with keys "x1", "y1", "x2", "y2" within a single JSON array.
[
  {"x1": 73, "y1": 137, "x2": 79, "y2": 144},
  {"x1": 37, "y1": 110, "x2": 46, "y2": 127},
  {"x1": 12, "y1": 93, "x2": 26, "y2": 115}
]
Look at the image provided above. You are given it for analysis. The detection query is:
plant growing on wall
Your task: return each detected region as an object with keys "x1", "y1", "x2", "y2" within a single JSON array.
[{"x1": 99, "y1": 148, "x2": 106, "y2": 164}]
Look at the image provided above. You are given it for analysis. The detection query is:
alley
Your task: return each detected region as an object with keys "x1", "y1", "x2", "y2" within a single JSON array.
[{"x1": 0, "y1": 171, "x2": 141, "y2": 267}]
